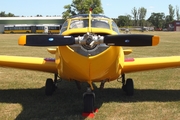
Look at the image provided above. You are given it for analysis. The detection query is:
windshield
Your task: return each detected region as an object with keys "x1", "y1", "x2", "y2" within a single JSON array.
[
  {"x1": 60, "y1": 14, "x2": 119, "y2": 34},
  {"x1": 91, "y1": 19, "x2": 110, "y2": 29},
  {"x1": 70, "y1": 19, "x2": 89, "y2": 29},
  {"x1": 60, "y1": 20, "x2": 68, "y2": 34},
  {"x1": 69, "y1": 18, "x2": 110, "y2": 29},
  {"x1": 112, "y1": 21, "x2": 120, "y2": 34}
]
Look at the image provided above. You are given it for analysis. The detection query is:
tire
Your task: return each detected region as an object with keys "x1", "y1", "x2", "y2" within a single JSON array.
[
  {"x1": 126, "y1": 78, "x2": 134, "y2": 96},
  {"x1": 45, "y1": 78, "x2": 54, "y2": 96},
  {"x1": 83, "y1": 94, "x2": 95, "y2": 113}
]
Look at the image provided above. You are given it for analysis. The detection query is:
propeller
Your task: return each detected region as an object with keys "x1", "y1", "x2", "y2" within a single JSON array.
[
  {"x1": 18, "y1": 35, "x2": 75, "y2": 46},
  {"x1": 18, "y1": 34, "x2": 159, "y2": 47},
  {"x1": 103, "y1": 34, "x2": 159, "y2": 46}
]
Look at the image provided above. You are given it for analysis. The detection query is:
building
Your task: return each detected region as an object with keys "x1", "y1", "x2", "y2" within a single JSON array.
[
  {"x1": 168, "y1": 21, "x2": 180, "y2": 31},
  {"x1": 0, "y1": 17, "x2": 64, "y2": 33}
]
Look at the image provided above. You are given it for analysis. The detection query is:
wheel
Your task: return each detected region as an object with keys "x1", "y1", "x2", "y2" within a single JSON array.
[
  {"x1": 83, "y1": 94, "x2": 95, "y2": 113},
  {"x1": 45, "y1": 78, "x2": 54, "y2": 96},
  {"x1": 125, "y1": 78, "x2": 134, "y2": 96}
]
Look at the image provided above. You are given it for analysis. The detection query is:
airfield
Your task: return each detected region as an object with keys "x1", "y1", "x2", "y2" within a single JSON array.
[{"x1": 0, "y1": 31, "x2": 180, "y2": 119}]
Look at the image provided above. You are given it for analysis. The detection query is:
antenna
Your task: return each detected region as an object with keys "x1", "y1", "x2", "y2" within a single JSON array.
[{"x1": 89, "y1": 3, "x2": 96, "y2": 12}]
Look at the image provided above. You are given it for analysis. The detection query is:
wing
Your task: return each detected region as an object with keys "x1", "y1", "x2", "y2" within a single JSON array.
[
  {"x1": 0, "y1": 55, "x2": 57, "y2": 73},
  {"x1": 122, "y1": 56, "x2": 180, "y2": 73}
]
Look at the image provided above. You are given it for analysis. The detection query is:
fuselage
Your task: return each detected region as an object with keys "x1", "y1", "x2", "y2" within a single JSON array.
[{"x1": 56, "y1": 13, "x2": 124, "y2": 84}]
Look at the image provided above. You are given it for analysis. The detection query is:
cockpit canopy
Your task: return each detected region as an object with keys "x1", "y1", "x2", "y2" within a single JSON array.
[{"x1": 60, "y1": 14, "x2": 120, "y2": 34}]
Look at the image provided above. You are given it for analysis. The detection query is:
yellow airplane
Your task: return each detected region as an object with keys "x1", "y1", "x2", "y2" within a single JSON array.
[{"x1": 0, "y1": 9, "x2": 180, "y2": 117}]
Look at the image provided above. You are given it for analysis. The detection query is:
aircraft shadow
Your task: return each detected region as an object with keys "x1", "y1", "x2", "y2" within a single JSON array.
[{"x1": 0, "y1": 80, "x2": 180, "y2": 120}]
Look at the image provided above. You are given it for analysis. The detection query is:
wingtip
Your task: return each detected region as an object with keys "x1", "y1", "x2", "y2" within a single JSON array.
[
  {"x1": 152, "y1": 35, "x2": 160, "y2": 46},
  {"x1": 18, "y1": 35, "x2": 26, "y2": 46}
]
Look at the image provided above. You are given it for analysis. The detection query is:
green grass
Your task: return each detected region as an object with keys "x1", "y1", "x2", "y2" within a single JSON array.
[{"x1": 0, "y1": 32, "x2": 180, "y2": 120}]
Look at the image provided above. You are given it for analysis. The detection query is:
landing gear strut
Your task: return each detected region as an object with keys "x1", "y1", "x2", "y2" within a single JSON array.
[{"x1": 121, "y1": 74, "x2": 134, "y2": 96}]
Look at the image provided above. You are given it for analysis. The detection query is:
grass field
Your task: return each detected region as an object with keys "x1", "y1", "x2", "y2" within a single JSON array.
[{"x1": 0, "y1": 32, "x2": 180, "y2": 120}]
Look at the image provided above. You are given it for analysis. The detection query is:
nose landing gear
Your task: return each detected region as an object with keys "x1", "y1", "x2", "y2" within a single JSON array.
[{"x1": 82, "y1": 87, "x2": 98, "y2": 118}]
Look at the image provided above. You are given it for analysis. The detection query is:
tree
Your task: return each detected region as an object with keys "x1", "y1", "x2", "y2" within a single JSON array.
[
  {"x1": 62, "y1": 0, "x2": 103, "y2": 19},
  {"x1": 36, "y1": 14, "x2": 43, "y2": 17},
  {"x1": 168, "y1": 4, "x2": 175, "y2": 22},
  {"x1": 131, "y1": 7, "x2": 138, "y2": 26},
  {"x1": 176, "y1": 6, "x2": 180, "y2": 20},
  {"x1": 0, "y1": 11, "x2": 6, "y2": 17},
  {"x1": 0, "y1": 11, "x2": 15, "y2": 17},
  {"x1": 148, "y1": 12, "x2": 165, "y2": 29},
  {"x1": 117, "y1": 15, "x2": 131, "y2": 27},
  {"x1": 7, "y1": 13, "x2": 15, "y2": 17},
  {"x1": 126, "y1": 14, "x2": 132, "y2": 26},
  {"x1": 138, "y1": 7, "x2": 147, "y2": 28},
  {"x1": 165, "y1": 15, "x2": 171, "y2": 28}
]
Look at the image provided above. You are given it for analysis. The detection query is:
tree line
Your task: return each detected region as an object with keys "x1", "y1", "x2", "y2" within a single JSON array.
[
  {"x1": 0, "y1": 11, "x2": 15, "y2": 17},
  {"x1": 1, "y1": 0, "x2": 179, "y2": 30},
  {"x1": 115, "y1": 4, "x2": 180, "y2": 30},
  {"x1": 62, "y1": 0, "x2": 180, "y2": 29}
]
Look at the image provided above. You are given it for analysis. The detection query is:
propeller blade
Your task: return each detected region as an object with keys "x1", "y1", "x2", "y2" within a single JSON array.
[
  {"x1": 18, "y1": 35, "x2": 75, "y2": 46},
  {"x1": 103, "y1": 34, "x2": 159, "y2": 46}
]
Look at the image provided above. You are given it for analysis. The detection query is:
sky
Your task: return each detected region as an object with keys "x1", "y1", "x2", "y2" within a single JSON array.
[{"x1": 1, "y1": 0, "x2": 179, "y2": 19}]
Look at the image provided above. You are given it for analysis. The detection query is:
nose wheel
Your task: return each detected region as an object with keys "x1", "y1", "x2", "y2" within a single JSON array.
[
  {"x1": 82, "y1": 87, "x2": 97, "y2": 118},
  {"x1": 83, "y1": 94, "x2": 95, "y2": 113}
]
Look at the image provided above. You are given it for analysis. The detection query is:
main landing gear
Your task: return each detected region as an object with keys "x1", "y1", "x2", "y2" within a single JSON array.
[
  {"x1": 44, "y1": 73, "x2": 134, "y2": 118},
  {"x1": 121, "y1": 74, "x2": 134, "y2": 96},
  {"x1": 45, "y1": 74, "x2": 60, "y2": 96}
]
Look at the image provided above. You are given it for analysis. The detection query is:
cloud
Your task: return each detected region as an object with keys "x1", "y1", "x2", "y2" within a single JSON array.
[
  {"x1": 106, "y1": 3, "x2": 111, "y2": 6},
  {"x1": 149, "y1": 6, "x2": 154, "y2": 9},
  {"x1": 148, "y1": 6, "x2": 155, "y2": 13}
]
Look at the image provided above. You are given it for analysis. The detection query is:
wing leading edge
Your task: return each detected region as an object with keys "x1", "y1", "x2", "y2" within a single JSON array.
[
  {"x1": 1, "y1": 55, "x2": 180, "y2": 75},
  {"x1": 122, "y1": 56, "x2": 180, "y2": 73},
  {"x1": 0, "y1": 55, "x2": 57, "y2": 73}
]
